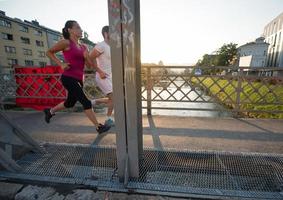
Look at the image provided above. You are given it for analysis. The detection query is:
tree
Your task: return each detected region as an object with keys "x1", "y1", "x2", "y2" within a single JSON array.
[
  {"x1": 197, "y1": 54, "x2": 217, "y2": 66},
  {"x1": 197, "y1": 43, "x2": 238, "y2": 67},
  {"x1": 158, "y1": 60, "x2": 164, "y2": 66},
  {"x1": 215, "y1": 43, "x2": 238, "y2": 66},
  {"x1": 195, "y1": 43, "x2": 238, "y2": 74}
]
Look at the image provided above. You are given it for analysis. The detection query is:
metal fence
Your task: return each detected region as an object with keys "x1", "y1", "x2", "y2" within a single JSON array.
[
  {"x1": 1, "y1": 66, "x2": 283, "y2": 198},
  {"x1": 1, "y1": 66, "x2": 283, "y2": 117},
  {"x1": 142, "y1": 66, "x2": 283, "y2": 117},
  {"x1": 0, "y1": 70, "x2": 100, "y2": 107}
]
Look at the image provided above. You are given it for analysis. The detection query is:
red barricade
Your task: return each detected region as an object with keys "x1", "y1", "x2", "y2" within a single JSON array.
[{"x1": 15, "y1": 66, "x2": 66, "y2": 110}]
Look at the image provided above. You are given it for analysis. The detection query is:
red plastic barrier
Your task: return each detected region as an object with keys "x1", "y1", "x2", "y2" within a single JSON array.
[{"x1": 15, "y1": 66, "x2": 66, "y2": 110}]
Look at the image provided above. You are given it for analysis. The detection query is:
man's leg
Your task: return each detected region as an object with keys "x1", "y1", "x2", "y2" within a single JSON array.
[
  {"x1": 104, "y1": 93, "x2": 114, "y2": 126},
  {"x1": 94, "y1": 75, "x2": 114, "y2": 126},
  {"x1": 91, "y1": 97, "x2": 108, "y2": 107},
  {"x1": 106, "y1": 93, "x2": 113, "y2": 117}
]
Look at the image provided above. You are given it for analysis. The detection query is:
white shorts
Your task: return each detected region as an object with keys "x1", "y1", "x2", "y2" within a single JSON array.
[{"x1": 95, "y1": 73, "x2": 113, "y2": 95}]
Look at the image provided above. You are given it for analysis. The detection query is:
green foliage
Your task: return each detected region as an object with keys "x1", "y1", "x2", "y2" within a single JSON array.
[
  {"x1": 192, "y1": 77, "x2": 283, "y2": 118},
  {"x1": 215, "y1": 43, "x2": 238, "y2": 66},
  {"x1": 197, "y1": 54, "x2": 217, "y2": 66},
  {"x1": 197, "y1": 43, "x2": 238, "y2": 75}
]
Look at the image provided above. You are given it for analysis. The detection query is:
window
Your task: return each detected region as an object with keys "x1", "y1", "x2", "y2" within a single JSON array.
[
  {"x1": 274, "y1": 34, "x2": 277, "y2": 47},
  {"x1": 36, "y1": 40, "x2": 44, "y2": 47},
  {"x1": 38, "y1": 51, "x2": 45, "y2": 57},
  {"x1": 0, "y1": 19, "x2": 11, "y2": 28},
  {"x1": 21, "y1": 37, "x2": 30, "y2": 44},
  {"x1": 23, "y1": 48, "x2": 32, "y2": 56},
  {"x1": 20, "y1": 25, "x2": 28, "y2": 32},
  {"x1": 263, "y1": 50, "x2": 267, "y2": 56},
  {"x1": 25, "y1": 60, "x2": 34, "y2": 66},
  {"x1": 53, "y1": 35, "x2": 60, "y2": 42},
  {"x1": 4, "y1": 46, "x2": 16, "y2": 54},
  {"x1": 39, "y1": 61, "x2": 47, "y2": 67},
  {"x1": 2, "y1": 33, "x2": 13, "y2": 40},
  {"x1": 273, "y1": 22, "x2": 277, "y2": 34},
  {"x1": 7, "y1": 58, "x2": 18, "y2": 66},
  {"x1": 34, "y1": 29, "x2": 42, "y2": 36}
]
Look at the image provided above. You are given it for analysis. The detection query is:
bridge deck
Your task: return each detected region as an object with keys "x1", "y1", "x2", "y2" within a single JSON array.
[
  {"x1": 1, "y1": 111, "x2": 283, "y2": 199},
  {"x1": 2, "y1": 111, "x2": 283, "y2": 153}
]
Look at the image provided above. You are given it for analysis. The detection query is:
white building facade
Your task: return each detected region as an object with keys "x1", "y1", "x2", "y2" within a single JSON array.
[
  {"x1": 263, "y1": 12, "x2": 283, "y2": 67},
  {"x1": 238, "y1": 37, "x2": 269, "y2": 67}
]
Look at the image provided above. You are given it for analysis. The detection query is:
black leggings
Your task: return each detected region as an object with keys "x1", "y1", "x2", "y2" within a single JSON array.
[{"x1": 61, "y1": 75, "x2": 92, "y2": 110}]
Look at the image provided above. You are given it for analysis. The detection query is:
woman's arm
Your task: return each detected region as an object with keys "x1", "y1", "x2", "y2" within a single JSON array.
[{"x1": 46, "y1": 39, "x2": 70, "y2": 69}]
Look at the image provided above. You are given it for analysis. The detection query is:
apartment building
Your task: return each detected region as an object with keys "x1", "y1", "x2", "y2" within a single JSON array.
[
  {"x1": 263, "y1": 12, "x2": 283, "y2": 67},
  {"x1": 0, "y1": 10, "x2": 95, "y2": 72},
  {"x1": 0, "y1": 11, "x2": 56, "y2": 70}
]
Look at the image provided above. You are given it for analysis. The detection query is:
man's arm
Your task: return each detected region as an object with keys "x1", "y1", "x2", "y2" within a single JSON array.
[
  {"x1": 88, "y1": 48, "x2": 106, "y2": 78},
  {"x1": 89, "y1": 48, "x2": 102, "y2": 60}
]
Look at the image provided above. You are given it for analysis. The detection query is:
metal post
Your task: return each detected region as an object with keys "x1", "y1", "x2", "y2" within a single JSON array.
[
  {"x1": 108, "y1": 0, "x2": 142, "y2": 179},
  {"x1": 0, "y1": 148, "x2": 21, "y2": 172},
  {"x1": 0, "y1": 111, "x2": 44, "y2": 153},
  {"x1": 147, "y1": 67, "x2": 152, "y2": 115},
  {"x1": 235, "y1": 68, "x2": 243, "y2": 117}
]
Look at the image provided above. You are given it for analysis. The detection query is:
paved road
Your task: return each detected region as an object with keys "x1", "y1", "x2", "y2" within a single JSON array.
[{"x1": 2, "y1": 111, "x2": 283, "y2": 154}]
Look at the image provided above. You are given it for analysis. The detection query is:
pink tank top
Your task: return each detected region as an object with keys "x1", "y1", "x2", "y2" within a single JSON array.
[{"x1": 62, "y1": 40, "x2": 86, "y2": 81}]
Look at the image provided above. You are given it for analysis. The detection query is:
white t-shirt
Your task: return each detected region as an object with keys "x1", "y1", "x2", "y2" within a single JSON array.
[{"x1": 95, "y1": 41, "x2": 111, "y2": 75}]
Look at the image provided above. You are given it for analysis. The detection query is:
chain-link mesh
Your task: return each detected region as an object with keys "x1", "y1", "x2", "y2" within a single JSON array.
[{"x1": 0, "y1": 144, "x2": 282, "y2": 199}]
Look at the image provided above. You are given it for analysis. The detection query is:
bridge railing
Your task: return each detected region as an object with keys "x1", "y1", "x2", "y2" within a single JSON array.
[
  {"x1": 141, "y1": 65, "x2": 283, "y2": 118},
  {"x1": 0, "y1": 66, "x2": 283, "y2": 118}
]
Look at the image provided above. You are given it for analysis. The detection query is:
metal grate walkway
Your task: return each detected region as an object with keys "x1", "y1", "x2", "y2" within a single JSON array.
[{"x1": 0, "y1": 143, "x2": 282, "y2": 199}]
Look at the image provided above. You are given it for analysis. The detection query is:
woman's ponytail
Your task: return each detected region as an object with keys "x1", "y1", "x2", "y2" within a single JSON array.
[{"x1": 62, "y1": 20, "x2": 76, "y2": 39}]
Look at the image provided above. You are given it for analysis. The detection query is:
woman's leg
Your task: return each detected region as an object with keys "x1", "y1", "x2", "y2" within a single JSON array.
[
  {"x1": 50, "y1": 102, "x2": 65, "y2": 114},
  {"x1": 53, "y1": 76, "x2": 78, "y2": 112},
  {"x1": 73, "y1": 80, "x2": 101, "y2": 127},
  {"x1": 75, "y1": 83, "x2": 110, "y2": 133},
  {"x1": 44, "y1": 75, "x2": 77, "y2": 123},
  {"x1": 84, "y1": 108, "x2": 99, "y2": 127}
]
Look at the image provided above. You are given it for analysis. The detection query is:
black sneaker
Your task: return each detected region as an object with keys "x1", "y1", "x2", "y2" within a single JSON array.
[
  {"x1": 44, "y1": 108, "x2": 54, "y2": 123},
  {"x1": 96, "y1": 123, "x2": 111, "y2": 134}
]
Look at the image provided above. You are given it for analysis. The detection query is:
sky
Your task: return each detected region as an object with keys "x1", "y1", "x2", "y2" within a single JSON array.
[{"x1": 1, "y1": 0, "x2": 283, "y2": 64}]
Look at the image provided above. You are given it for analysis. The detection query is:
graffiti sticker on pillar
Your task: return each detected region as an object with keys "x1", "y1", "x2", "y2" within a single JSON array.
[
  {"x1": 122, "y1": 0, "x2": 136, "y2": 85},
  {"x1": 109, "y1": 0, "x2": 138, "y2": 85},
  {"x1": 109, "y1": 0, "x2": 122, "y2": 48},
  {"x1": 125, "y1": 31, "x2": 136, "y2": 84}
]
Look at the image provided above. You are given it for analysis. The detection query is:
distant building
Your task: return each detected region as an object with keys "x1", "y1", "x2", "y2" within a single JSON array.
[
  {"x1": 263, "y1": 12, "x2": 283, "y2": 67},
  {"x1": 237, "y1": 37, "x2": 269, "y2": 68},
  {"x1": 0, "y1": 10, "x2": 95, "y2": 72},
  {"x1": 0, "y1": 11, "x2": 52, "y2": 71}
]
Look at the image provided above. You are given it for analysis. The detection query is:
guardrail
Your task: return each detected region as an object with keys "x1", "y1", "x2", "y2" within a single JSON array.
[
  {"x1": 1, "y1": 66, "x2": 282, "y2": 117},
  {"x1": 141, "y1": 66, "x2": 283, "y2": 117}
]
